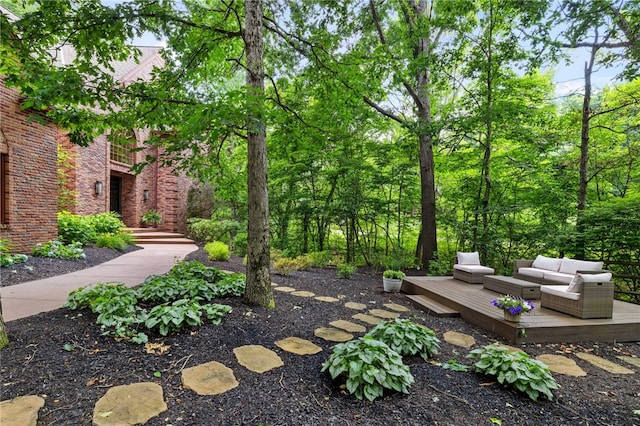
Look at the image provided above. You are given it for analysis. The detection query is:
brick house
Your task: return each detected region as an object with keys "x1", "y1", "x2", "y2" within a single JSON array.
[
  {"x1": 58, "y1": 45, "x2": 195, "y2": 236},
  {"x1": 1, "y1": 10, "x2": 196, "y2": 252}
]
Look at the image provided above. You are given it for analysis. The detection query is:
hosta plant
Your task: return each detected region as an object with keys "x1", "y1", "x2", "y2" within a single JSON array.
[
  {"x1": 167, "y1": 260, "x2": 227, "y2": 283},
  {"x1": 33, "y1": 240, "x2": 85, "y2": 259},
  {"x1": 321, "y1": 336, "x2": 414, "y2": 401},
  {"x1": 365, "y1": 318, "x2": 440, "y2": 360},
  {"x1": 144, "y1": 298, "x2": 232, "y2": 336},
  {"x1": 467, "y1": 344, "x2": 559, "y2": 401}
]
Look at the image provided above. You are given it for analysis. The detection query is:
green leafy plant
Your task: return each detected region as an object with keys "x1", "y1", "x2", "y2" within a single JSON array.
[
  {"x1": 467, "y1": 344, "x2": 559, "y2": 401},
  {"x1": 136, "y1": 275, "x2": 184, "y2": 304},
  {"x1": 167, "y1": 260, "x2": 227, "y2": 283},
  {"x1": 383, "y1": 269, "x2": 406, "y2": 280},
  {"x1": 64, "y1": 282, "x2": 143, "y2": 340},
  {"x1": 88, "y1": 212, "x2": 126, "y2": 235},
  {"x1": 441, "y1": 359, "x2": 470, "y2": 372},
  {"x1": 0, "y1": 239, "x2": 28, "y2": 267},
  {"x1": 95, "y1": 232, "x2": 132, "y2": 251},
  {"x1": 57, "y1": 211, "x2": 96, "y2": 244},
  {"x1": 141, "y1": 209, "x2": 162, "y2": 225},
  {"x1": 307, "y1": 251, "x2": 335, "y2": 267},
  {"x1": 144, "y1": 298, "x2": 231, "y2": 336},
  {"x1": 205, "y1": 241, "x2": 230, "y2": 261},
  {"x1": 32, "y1": 240, "x2": 85, "y2": 259},
  {"x1": 336, "y1": 263, "x2": 357, "y2": 278},
  {"x1": 321, "y1": 336, "x2": 414, "y2": 401},
  {"x1": 365, "y1": 318, "x2": 440, "y2": 360}
]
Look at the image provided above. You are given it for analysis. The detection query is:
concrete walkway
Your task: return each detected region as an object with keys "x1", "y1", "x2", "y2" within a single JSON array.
[{"x1": 0, "y1": 243, "x2": 198, "y2": 322}]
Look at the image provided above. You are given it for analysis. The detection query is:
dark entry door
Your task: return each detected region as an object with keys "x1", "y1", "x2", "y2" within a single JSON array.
[{"x1": 110, "y1": 176, "x2": 122, "y2": 214}]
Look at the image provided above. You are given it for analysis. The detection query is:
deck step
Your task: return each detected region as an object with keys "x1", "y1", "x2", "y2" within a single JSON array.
[{"x1": 406, "y1": 294, "x2": 460, "y2": 317}]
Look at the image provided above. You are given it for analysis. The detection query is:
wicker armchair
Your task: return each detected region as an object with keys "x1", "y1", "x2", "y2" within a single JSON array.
[{"x1": 540, "y1": 278, "x2": 614, "y2": 319}]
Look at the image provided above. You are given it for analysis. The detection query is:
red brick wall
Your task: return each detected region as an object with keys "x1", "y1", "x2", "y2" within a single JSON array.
[{"x1": 0, "y1": 81, "x2": 59, "y2": 253}]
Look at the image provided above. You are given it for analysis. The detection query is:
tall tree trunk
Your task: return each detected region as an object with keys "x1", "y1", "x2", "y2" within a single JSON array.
[
  {"x1": 244, "y1": 0, "x2": 274, "y2": 308},
  {"x1": 415, "y1": 0, "x2": 437, "y2": 271},
  {"x1": 576, "y1": 45, "x2": 597, "y2": 260}
]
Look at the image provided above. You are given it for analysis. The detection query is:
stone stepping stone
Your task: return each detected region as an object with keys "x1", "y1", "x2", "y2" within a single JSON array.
[
  {"x1": 0, "y1": 395, "x2": 44, "y2": 426},
  {"x1": 368, "y1": 309, "x2": 400, "y2": 319},
  {"x1": 384, "y1": 303, "x2": 411, "y2": 312},
  {"x1": 234, "y1": 345, "x2": 284, "y2": 373},
  {"x1": 291, "y1": 290, "x2": 315, "y2": 297},
  {"x1": 344, "y1": 302, "x2": 367, "y2": 310},
  {"x1": 352, "y1": 313, "x2": 384, "y2": 325},
  {"x1": 443, "y1": 331, "x2": 475, "y2": 348},
  {"x1": 274, "y1": 286, "x2": 296, "y2": 292},
  {"x1": 93, "y1": 382, "x2": 167, "y2": 426},
  {"x1": 315, "y1": 296, "x2": 340, "y2": 303},
  {"x1": 537, "y1": 354, "x2": 587, "y2": 377},
  {"x1": 576, "y1": 353, "x2": 636, "y2": 375},
  {"x1": 275, "y1": 337, "x2": 322, "y2": 355},
  {"x1": 181, "y1": 361, "x2": 239, "y2": 396},
  {"x1": 617, "y1": 356, "x2": 640, "y2": 369},
  {"x1": 314, "y1": 327, "x2": 354, "y2": 342},
  {"x1": 329, "y1": 320, "x2": 367, "y2": 333}
]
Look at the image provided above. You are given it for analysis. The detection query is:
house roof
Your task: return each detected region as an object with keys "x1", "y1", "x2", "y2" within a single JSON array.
[{"x1": 53, "y1": 45, "x2": 163, "y2": 83}]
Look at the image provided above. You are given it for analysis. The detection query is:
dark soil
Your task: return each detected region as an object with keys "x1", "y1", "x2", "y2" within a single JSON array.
[
  {"x1": 1, "y1": 248, "x2": 639, "y2": 425},
  {"x1": 0, "y1": 245, "x2": 142, "y2": 287}
]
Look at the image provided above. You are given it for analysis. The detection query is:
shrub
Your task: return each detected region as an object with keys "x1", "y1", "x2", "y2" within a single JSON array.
[
  {"x1": 232, "y1": 231, "x2": 248, "y2": 256},
  {"x1": 337, "y1": 263, "x2": 357, "y2": 278},
  {"x1": 322, "y1": 336, "x2": 414, "y2": 401},
  {"x1": 467, "y1": 344, "x2": 559, "y2": 401},
  {"x1": 187, "y1": 218, "x2": 242, "y2": 244},
  {"x1": 32, "y1": 240, "x2": 85, "y2": 259},
  {"x1": 307, "y1": 251, "x2": 335, "y2": 267},
  {"x1": 294, "y1": 255, "x2": 312, "y2": 270},
  {"x1": 58, "y1": 212, "x2": 96, "y2": 244},
  {"x1": 95, "y1": 233, "x2": 132, "y2": 251},
  {"x1": 365, "y1": 318, "x2": 440, "y2": 360},
  {"x1": 205, "y1": 241, "x2": 230, "y2": 261},
  {"x1": 273, "y1": 257, "x2": 300, "y2": 276},
  {"x1": 88, "y1": 212, "x2": 126, "y2": 235}
]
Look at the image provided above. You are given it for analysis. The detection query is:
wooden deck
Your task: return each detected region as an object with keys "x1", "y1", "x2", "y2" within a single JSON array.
[{"x1": 402, "y1": 276, "x2": 640, "y2": 344}]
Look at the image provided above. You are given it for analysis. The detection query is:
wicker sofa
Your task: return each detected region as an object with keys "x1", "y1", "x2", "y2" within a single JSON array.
[
  {"x1": 540, "y1": 272, "x2": 614, "y2": 319},
  {"x1": 513, "y1": 255, "x2": 605, "y2": 285}
]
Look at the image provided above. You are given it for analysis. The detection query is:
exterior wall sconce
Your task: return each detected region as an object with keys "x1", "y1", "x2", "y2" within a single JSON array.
[
  {"x1": 95, "y1": 181, "x2": 103, "y2": 196},
  {"x1": 143, "y1": 189, "x2": 149, "y2": 201}
]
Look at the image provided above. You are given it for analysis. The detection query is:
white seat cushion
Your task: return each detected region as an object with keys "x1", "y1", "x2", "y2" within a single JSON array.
[
  {"x1": 540, "y1": 285, "x2": 581, "y2": 301},
  {"x1": 457, "y1": 252, "x2": 480, "y2": 265},
  {"x1": 453, "y1": 264, "x2": 494, "y2": 274},
  {"x1": 542, "y1": 271, "x2": 574, "y2": 284},
  {"x1": 518, "y1": 267, "x2": 545, "y2": 278},
  {"x1": 531, "y1": 255, "x2": 562, "y2": 272},
  {"x1": 559, "y1": 258, "x2": 604, "y2": 274}
]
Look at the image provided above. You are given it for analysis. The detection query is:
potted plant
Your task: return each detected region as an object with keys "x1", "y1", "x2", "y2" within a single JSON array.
[
  {"x1": 491, "y1": 295, "x2": 535, "y2": 322},
  {"x1": 141, "y1": 210, "x2": 162, "y2": 228},
  {"x1": 383, "y1": 269, "x2": 406, "y2": 293}
]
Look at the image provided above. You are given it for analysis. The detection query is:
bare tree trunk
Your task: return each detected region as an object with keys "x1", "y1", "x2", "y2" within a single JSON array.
[
  {"x1": 576, "y1": 45, "x2": 597, "y2": 260},
  {"x1": 244, "y1": 0, "x2": 274, "y2": 308}
]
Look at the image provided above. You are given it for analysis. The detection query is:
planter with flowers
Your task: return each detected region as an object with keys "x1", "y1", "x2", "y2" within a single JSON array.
[
  {"x1": 382, "y1": 270, "x2": 406, "y2": 293},
  {"x1": 141, "y1": 210, "x2": 162, "y2": 228},
  {"x1": 492, "y1": 295, "x2": 535, "y2": 322}
]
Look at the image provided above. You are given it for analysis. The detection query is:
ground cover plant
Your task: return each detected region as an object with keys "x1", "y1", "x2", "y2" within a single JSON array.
[
  {"x1": 63, "y1": 261, "x2": 240, "y2": 344},
  {"x1": 1, "y1": 251, "x2": 639, "y2": 425}
]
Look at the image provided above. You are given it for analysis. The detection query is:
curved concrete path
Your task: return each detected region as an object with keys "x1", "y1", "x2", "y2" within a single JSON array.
[{"x1": 0, "y1": 243, "x2": 198, "y2": 322}]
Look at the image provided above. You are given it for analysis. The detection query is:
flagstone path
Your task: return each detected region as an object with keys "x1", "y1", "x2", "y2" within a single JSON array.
[{"x1": 1, "y1": 280, "x2": 637, "y2": 426}]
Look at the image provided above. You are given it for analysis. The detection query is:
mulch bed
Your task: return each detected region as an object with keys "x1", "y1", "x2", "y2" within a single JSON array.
[{"x1": 1, "y1": 248, "x2": 639, "y2": 425}]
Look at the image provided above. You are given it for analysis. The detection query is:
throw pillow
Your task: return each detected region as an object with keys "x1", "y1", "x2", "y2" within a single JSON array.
[
  {"x1": 457, "y1": 251, "x2": 480, "y2": 265},
  {"x1": 566, "y1": 274, "x2": 584, "y2": 293},
  {"x1": 531, "y1": 255, "x2": 562, "y2": 271}
]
